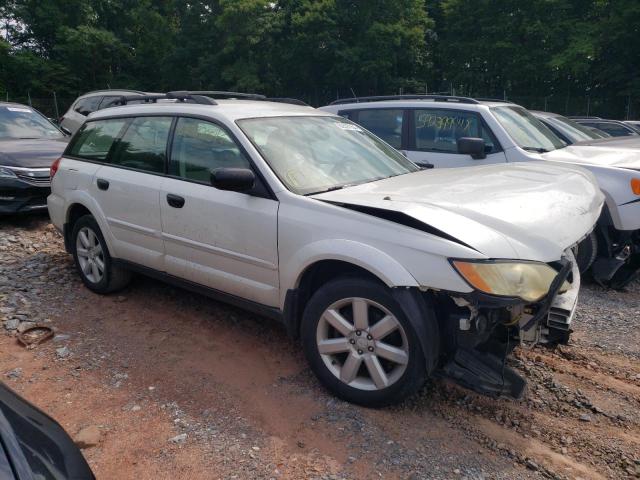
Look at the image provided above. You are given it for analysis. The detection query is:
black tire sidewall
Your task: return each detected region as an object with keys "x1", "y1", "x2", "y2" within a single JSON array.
[
  {"x1": 575, "y1": 231, "x2": 598, "y2": 273},
  {"x1": 301, "y1": 277, "x2": 427, "y2": 407},
  {"x1": 71, "y1": 215, "x2": 114, "y2": 293}
]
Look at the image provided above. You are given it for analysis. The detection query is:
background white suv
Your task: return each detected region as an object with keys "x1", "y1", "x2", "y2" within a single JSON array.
[
  {"x1": 59, "y1": 89, "x2": 151, "y2": 134},
  {"x1": 321, "y1": 95, "x2": 640, "y2": 288},
  {"x1": 48, "y1": 92, "x2": 603, "y2": 406}
]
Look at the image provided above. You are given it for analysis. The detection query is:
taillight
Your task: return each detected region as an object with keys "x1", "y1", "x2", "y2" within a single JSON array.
[{"x1": 50, "y1": 157, "x2": 62, "y2": 179}]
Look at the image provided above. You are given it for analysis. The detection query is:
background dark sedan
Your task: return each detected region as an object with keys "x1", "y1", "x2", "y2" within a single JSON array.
[
  {"x1": 0, "y1": 382, "x2": 94, "y2": 480},
  {"x1": 0, "y1": 103, "x2": 68, "y2": 215}
]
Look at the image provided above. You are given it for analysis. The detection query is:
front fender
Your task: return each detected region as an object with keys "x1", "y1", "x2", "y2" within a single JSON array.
[{"x1": 280, "y1": 239, "x2": 419, "y2": 308}]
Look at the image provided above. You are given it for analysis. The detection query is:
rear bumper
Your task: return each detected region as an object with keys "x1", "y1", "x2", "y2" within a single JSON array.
[{"x1": 0, "y1": 178, "x2": 50, "y2": 214}]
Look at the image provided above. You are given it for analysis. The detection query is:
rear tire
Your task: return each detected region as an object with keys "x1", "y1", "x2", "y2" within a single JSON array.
[
  {"x1": 575, "y1": 231, "x2": 598, "y2": 273},
  {"x1": 71, "y1": 215, "x2": 132, "y2": 294},
  {"x1": 301, "y1": 277, "x2": 427, "y2": 407}
]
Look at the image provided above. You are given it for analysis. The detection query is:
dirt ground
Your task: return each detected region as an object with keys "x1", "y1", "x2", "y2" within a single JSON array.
[{"x1": 1, "y1": 214, "x2": 639, "y2": 480}]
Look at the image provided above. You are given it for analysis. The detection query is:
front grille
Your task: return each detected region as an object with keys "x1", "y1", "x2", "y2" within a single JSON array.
[{"x1": 14, "y1": 169, "x2": 51, "y2": 187}]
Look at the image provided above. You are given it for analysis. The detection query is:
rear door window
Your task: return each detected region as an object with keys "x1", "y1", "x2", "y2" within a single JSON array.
[
  {"x1": 73, "y1": 96, "x2": 102, "y2": 116},
  {"x1": 67, "y1": 119, "x2": 128, "y2": 161},
  {"x1": 413, "y1": 109, "x2": 498, "y2": 153},
  {"x1": 353, "y1": 109, "x2": 404, "y2": 148},
  {"x1": 110, "y1": 117, "x2": 173, "y2": 173}
]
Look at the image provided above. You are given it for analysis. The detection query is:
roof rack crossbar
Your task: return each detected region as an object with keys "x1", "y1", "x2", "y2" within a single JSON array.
[
  {"x1": 115, "y1": 92, "x2": 218, "y2": 106},
  {"x1": 329, "y1": 94, "x2": 480, "y2": 106}
]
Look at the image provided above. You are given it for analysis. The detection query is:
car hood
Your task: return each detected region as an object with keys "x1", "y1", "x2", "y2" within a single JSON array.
[
  {"x1": 311, "y1": 163, "x2": 604, "y2": 262},
  {"x1": 573, "y1": 135, "x2": 640, "y2": 149},
  {"x1": 0, "y1": 138, "x2": 68, "y2": 168},
  {"x1": 543, "y1": 144, "x2": 640, "y2": 170}
]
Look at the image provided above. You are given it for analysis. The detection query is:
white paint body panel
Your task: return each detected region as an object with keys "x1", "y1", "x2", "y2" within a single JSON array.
[
  {"x1": 160, "y1": 177, "x2": 280, "y2": 306},
  {"x1": 321, "y1": 101, "x2": 640, "y2": 232},
  {"x1": 48, "y1": 101, "x2": 603, "y2": 313}
]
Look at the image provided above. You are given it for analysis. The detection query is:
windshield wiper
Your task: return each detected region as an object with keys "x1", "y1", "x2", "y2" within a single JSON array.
[{"x1": 521, "y1": 146, "x2": 550, "y2": 153}]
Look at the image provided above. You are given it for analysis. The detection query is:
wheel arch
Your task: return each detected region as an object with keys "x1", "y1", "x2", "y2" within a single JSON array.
[
  {"x1": 62, "y1": 194, "x2": 115, "y2": 256},
  {"x1": 281, "y1": 240, "x2": 419, "y2": 339}
]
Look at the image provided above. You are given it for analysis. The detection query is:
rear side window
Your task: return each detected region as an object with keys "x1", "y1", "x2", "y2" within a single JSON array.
[
  {"x1": 413, "y1": 109, "x2": 498, "y2": 154},
  {"x1": 73, "y1": 96, "x2": 102, "y2": 116},
  {"x1": 355, "y1": 109, "x2": 404, "y2": 148},
  {"x1": 67, "y1": 119, "x2": 128, "y2": 161},
  {"x1": 110, "y1": 117, "x2": 172, "y2": 173},
  {"x1": 169, "y1": 117, "x2": 250, "y2": 183}
]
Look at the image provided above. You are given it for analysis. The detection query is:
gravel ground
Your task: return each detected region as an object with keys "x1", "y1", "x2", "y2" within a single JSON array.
[{"x1": 1, "y1": 214, "x2": 639, "y2": 480}]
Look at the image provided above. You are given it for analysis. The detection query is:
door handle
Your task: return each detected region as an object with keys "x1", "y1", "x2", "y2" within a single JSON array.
[
  {"x1": 166, "y1": 193, "x2": 185, "y2": 208},
  {"x1": 96, "y1": 178, "x2": 109, "y2": 190},
  {"x1": 419, "y1": 163, "x2": 435, "y2": 169}
]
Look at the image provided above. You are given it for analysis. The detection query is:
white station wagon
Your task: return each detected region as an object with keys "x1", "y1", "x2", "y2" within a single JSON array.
[{"x1": 48, "y1": 92, "x2": 604, "y2": 406}]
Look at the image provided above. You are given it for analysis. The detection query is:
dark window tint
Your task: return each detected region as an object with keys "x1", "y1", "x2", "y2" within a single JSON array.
[
  {"x1": 110, "y1": 117, "x2": 172, "y2": 173},
  {"x1": 73, "y1": 96, "x2": 102, "y2": 116},
  {"x1": 414, "y1": 109, "x2": 498, "y2": 153},
  {"x1": 169, "y1": 118, "x2": 250, "y2": 183},
  {"x1": 356, "y1": 109, "x2": 403, "y2": 148},
  {"x1": 68, "y1": 119, "x2": 128, "y2": 160},
  {"x1": 584, "y1": 122, "x2": 635, "y2": 137}
]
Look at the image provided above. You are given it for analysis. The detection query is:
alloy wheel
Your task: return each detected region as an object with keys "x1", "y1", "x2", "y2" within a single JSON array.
[
  {"x1": 76, "y1": 226, "x2": 105, "y2": 284},
  {"x1": 316, "y1": 297, "x2": 409, "y2": 391}
]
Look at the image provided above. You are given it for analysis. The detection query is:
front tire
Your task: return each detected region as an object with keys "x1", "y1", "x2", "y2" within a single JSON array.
[
  {"x1": 575, "y1": 231, "x2": 598, "y2": 273},
  {"x1": 301, "y1": 277, "x2": 427, "y2": 407},
  {"x1": 71, "y1": 215, "x2": 132, "y2": 293}
]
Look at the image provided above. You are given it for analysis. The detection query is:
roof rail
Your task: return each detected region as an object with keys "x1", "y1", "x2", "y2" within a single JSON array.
[
  {"x1": 329, "y1": 94, "x2": 480, "y2": 106},
  {"x1": 114, "y1": 90, "x2": 309, "y2": 107},
  {"x1": 115, "y1": 91, "x2": 219, "y2": 106}
]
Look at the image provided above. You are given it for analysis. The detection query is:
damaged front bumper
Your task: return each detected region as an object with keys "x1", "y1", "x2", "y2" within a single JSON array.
[{"x1": 436, "y1": 250, "x2": 580, "y2": 399}]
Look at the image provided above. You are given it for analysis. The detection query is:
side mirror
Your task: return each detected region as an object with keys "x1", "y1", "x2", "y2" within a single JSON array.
[
  {"x1": 210, "y1": 168, "x2": 255, "y2": 192},
  {"x1": 457, "y1": 137, "x2": 487, "y2": 159}
]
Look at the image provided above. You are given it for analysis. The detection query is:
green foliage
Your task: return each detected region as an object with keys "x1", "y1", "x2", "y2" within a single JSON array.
[{"x1": 0, "y1": 0, "x2": 638, "y2": 116}]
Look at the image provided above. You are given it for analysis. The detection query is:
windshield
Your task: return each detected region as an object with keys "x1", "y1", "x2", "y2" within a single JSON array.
[
  {"x1": 0, "y1": 105, "x2": 64, "y2": 140},
  {"x1": 238, "y1": 116, "x2": 419, "y2": 195},
  {"x1": 491, "y1": 106, "x2": 566, "y2": 152},
  {"x1": 546, "y1": 115, "x2": 604, "y2": 142}
]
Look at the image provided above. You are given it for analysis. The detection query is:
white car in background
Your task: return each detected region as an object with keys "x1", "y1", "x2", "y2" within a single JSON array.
[
  {"x1": 59, "y1": 89, "x2": 152, "y2": 134},
  {"x1": 321, "y1": 96, "x2": 640, "y2": 288},
  {"x1": 48, "y1": 92, "x2": 603, "y2": 406}
]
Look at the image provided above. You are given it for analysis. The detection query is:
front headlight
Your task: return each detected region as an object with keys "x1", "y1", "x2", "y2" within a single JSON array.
[
  {"x1": 0, "y1": 166, "x2": 18, "y2": 178},
  {"x1": 452, "y1": 260, "x2": 570, "y2": 302}
]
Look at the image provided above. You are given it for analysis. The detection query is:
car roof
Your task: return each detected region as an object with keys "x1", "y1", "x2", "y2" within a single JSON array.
[
  {"x1": 0, "y1": 101, "x2": 36, "y2": 109},
  {"x1": 79, "y1": 89, "x2": 148, "y2": 97},
  {"x1": 88, "y1": 99, "x2": 327, "y2": 122},
  {"x1": 323, "y1": 98, "x2": 513, "y2": 111}
]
